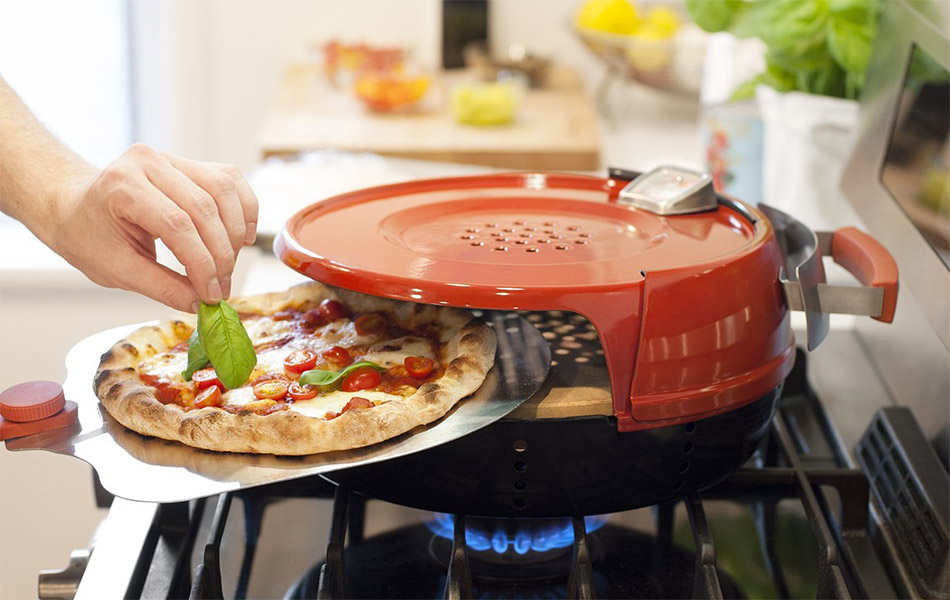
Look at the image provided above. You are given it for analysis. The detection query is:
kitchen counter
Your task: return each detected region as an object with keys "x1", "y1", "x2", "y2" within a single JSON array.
[{"x1": 257, "y1": 63, "x2": 601, "y2": 171}]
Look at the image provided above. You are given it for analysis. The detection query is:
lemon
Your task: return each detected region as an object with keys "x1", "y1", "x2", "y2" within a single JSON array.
[
  {"x1": 452, "y1": 81, "x2": 519, "y2": 126},
  {"x1": 641, "y1": 6, "x2": 680, "y2": 38},
  {"x1": 577, "y1": 0, "x2": 639, "y2": 35},
  {"x1": 626, "y1": 27, "x2": 672, "y2": 72}
]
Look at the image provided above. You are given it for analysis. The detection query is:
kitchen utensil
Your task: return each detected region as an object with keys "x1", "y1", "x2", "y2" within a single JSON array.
[{"x1": 1, "y1": 315, "x2": 548, "y2": 503}]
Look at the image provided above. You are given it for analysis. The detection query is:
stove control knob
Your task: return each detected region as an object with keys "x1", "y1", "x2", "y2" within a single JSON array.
[{"x1": 0, "y1": 381, "x2": 78, "y2": 441}]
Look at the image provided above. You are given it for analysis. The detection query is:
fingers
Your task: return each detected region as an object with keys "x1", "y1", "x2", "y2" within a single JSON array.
[
  {"x1": 209, "y1": 161, "x2": 258, "y2": 246},
  {"x1": 99, "y1": 144, "x2": 259, "y2": 307},
  {"x1": 112, "y1": 175, "x2": 226, "y2": 304},
  {"x1": 162, "y1": 154, "x2": 259, "y2": 250},
  {"x1": 141, "y1": 157, "x2": 236, "y2": 300}
]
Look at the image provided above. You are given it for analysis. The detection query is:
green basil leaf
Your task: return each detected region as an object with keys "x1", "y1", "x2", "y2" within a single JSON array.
[
  {"x1": 197, "y1": 300, "x2": 257, "y2": 390},
  {"x1": 181, "y1": 329, "x2": 210, "y2": 381},
  {"x1": 299, "y1": 361, "x2": 385, "y2": 388}
]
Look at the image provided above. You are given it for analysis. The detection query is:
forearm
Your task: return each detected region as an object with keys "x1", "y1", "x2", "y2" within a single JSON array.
[{"x1": 0, "y1": 76, "x2": 96, "y2": 240}]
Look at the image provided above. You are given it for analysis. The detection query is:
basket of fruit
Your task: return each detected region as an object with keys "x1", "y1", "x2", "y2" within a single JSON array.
[{"x1": 573, "y1": 0, "x2": 707, "y2": 95}]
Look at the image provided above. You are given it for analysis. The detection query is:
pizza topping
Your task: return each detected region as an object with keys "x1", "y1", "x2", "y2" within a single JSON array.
[
  {"x1": 302, "y1": 299, "x2": 347, "y2": 328},
  {"x1": 241, "y1": 399, "x2": 278, "y2": 413},
  {"x1": 341, "y1": 366, "x2": 383, "y2": 392},
  {"x1": 192, "y1": 368, "x2": 224, "y2": 391},
  {"x1": 319, "y1": 299, "x2": 347, "y2": 321},
  {"x1": 298, "y1": 360, "x2": 386, "y2": 388},
  {"x1": 194, "y1": 386, "x2": 223, "y2": 409},
  {"x1": 354, "y1": 313, "x2": 386, "y2": 336},
  {"x1": 197, "y1": 300, "x2": 258, "y2": 389},
  {"x1": 288, "y1": 382, "x2": 318, "y2": 401},
  {"x1": 137, "y1": 300, "x2": 447, "y2": 415},
  {"x1": 404, "y1": 356, "x2": 435, "y2": 378},
  {"x1": 321, "y1": 345, "x2": 353, "y2": 368},
  {"x1": 252, "y1": 379, "x2": 290, "y2": 400},
  {"x1": 325, "y1": 396, "x2": 374, "y2": 420},
  {"x1": 283, "y1": 349, "x2": 318, "y2": 374},
  {"x1": 181, "y1": 330, "x2": 210, "y2": 381},
  {"x1": 141, "y1": 373, "x2": 191, "y2": 406}
]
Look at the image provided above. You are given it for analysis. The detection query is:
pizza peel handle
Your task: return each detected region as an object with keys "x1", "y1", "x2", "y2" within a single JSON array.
[
  {"x1": 2, "y1": 314, "x2": 549, "y2": 503},
  {"x1": 0, "y1": 381, "x2": 78, "y2": 442}
]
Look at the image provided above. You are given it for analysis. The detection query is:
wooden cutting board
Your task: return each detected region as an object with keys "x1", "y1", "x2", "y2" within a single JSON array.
[{"x1": 258, "y1": 64, "x2": 601, "y2": 171}]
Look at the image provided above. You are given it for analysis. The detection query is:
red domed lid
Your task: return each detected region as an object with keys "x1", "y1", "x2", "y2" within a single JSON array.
[
  {"x1": 275, "y1": 172, "x2": 755, "y2": 310},
  {"x1": 275, "y1": 172, "x2": 787, "y2": 433}
]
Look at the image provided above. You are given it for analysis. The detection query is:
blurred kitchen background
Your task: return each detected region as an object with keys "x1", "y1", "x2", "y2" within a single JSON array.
[{"x1": 1, "y1": 1, "x2": 946, "y2": 599}]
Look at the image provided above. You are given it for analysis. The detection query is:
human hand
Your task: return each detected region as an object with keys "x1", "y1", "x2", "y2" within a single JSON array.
[{"x1": 48, "y1": 144, "x2": 258, "y2": 312}]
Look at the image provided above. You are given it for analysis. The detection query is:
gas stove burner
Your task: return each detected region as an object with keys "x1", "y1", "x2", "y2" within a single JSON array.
[
  {"x1": 425, "y1": 513, "x2": 609, "y2": 558},
  {"x1": 426, "y1": 514, "x2": 610, "y2": 583},
  {"x1": 285, "y1": 523, "x2": 745, "y2": 600}
]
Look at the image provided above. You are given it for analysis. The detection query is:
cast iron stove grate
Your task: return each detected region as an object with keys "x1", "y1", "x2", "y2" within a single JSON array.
[{"x1": 182, "y1": 351, "x2": 891, "y2": 599}]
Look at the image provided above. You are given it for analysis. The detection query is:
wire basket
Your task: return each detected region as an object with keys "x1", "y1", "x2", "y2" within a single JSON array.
[{"x1": 574, "y1": 21, "x2": 707, "y2": 96}]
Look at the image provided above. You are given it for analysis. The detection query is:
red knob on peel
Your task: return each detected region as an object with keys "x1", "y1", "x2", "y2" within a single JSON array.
[{"x1": 0, "y1": 381, "x2": 66, "y2": 422}]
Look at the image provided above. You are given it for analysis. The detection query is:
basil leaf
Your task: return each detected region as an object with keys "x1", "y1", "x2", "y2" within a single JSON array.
[
  {"x1": 299, "y1": 361, "x2": 385, "y2": 388},
  {"x1": 181, "y1": 330, "x2": 210, "y2": 381},
  {"x1": 197, "y1": 300, "x2": 257, "y2": 390}
]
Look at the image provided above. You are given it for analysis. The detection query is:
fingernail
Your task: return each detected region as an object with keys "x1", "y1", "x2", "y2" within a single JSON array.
[
  {"x1": 190, "y1": 301, "x2": 201, "y2": 314},
  {"x1": 245, "y1": 222, "x2": 257, "y2": 246},
  {"x1": 221, "y1": 276, "x2": 232, "y2": 298},
  {"x1": 207, "y1": 279, "x2": 223, "y2": 303}
]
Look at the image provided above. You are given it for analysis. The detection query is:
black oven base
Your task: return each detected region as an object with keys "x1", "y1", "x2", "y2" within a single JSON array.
[{"x1": 322, "y1": 388, "x2": 780, "y2": 518}]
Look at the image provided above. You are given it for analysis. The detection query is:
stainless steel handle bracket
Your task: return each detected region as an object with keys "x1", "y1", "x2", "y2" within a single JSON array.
[
  {"x1": 782, "y1": 281, "x2": 886, "y2": 317},
  {"x1": 760, "y1": 204, "x2": 830, "y2": 350},
  {"x1": 760, "y1": 205, "x2": 889, "y2": 350}
]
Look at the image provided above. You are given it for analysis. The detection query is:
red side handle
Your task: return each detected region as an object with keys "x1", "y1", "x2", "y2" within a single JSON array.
[{"x1": 831, "y1": 227, "x2": 899, "y2": 323}]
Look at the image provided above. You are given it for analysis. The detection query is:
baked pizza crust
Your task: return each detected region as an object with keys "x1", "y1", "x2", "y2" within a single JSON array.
[{"x1": 94, "y1": 282, "x2": 496, "y2": 455}]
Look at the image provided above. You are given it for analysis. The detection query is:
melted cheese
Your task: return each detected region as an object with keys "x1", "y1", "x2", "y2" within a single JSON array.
[
  {"x1": 362, "y1": 336, "x2": 436, "y2": 367},
  {"x1": 290, "y1": 390, "x2": 397, "y2": 418}
]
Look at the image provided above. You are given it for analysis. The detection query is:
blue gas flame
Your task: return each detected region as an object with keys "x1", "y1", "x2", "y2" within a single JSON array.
[{"x1": 426, "y1": 514, "x2": 608, "y2": 555}]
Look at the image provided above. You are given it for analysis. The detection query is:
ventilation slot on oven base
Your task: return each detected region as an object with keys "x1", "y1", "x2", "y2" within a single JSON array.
[{"x1": 856, "y1": 407, "x2": 949, "y2": 599}]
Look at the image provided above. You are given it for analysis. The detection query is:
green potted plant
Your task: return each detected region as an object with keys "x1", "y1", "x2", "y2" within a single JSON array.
[
  {"x1": 685, "y1": 0, "x2": 885, "y2": 230},
  {"x1": 686, "y1": 0, "x2": 882, "y2": 100},
  {"x1": 686, "y1": 0, "x2": 947, "y2": 231}
]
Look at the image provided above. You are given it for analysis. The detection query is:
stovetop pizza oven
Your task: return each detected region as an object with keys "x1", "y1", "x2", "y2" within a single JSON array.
[{"x1": 2, "y1": 1, "x2": 948, "y2": 598}]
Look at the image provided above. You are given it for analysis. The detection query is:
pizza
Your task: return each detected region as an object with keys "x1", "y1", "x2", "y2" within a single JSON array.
[{"x1": 93, "y1": 282, "x2": 497, "y2": 455}]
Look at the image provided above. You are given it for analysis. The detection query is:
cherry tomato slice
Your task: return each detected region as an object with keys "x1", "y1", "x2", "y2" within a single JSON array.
[
  {"x1": 404, "y1": 356, "x2": 435, "y2": 378},
  {"x1": 302, "y1": 308, "x2": 328, "y2": 328},
  {"x1": 354, "y1": 313, "x2": 386, "y2": 336},
  {"x1": 325, "y1": 396, "x2": 374, "y2": 420},
  {"x1": 341, "y1": 366, "x2": 382, "y2": 392},
  {"x1": 194, "y1": 385, "x2": 223, "y2": 409},
  {"x1": 288, "y1": 382, "x2": 318, "y2": 401},
  {"x1": 284, "y1": 349, "x2": 318, "y2": 374},
  {"x1": 322, "y1": 345, "x2": 353, "y2": 367},
  {"x1": 302, "y1": 300, "x2": 346, "y2": 328},
  {"x1": 192, "y1": 368, "x2": 224, "y2": 390},
  {"x1": 253, "y1": 379, "x2": 290, "y2": 400},
  {"x1": 319, "y1": 299, "x2": 346, "y2": 321}
]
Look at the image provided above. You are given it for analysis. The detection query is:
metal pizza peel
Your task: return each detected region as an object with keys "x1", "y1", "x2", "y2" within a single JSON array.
[{"x1": 2, "y1": 313, "x2": 549, "y2": 503}]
